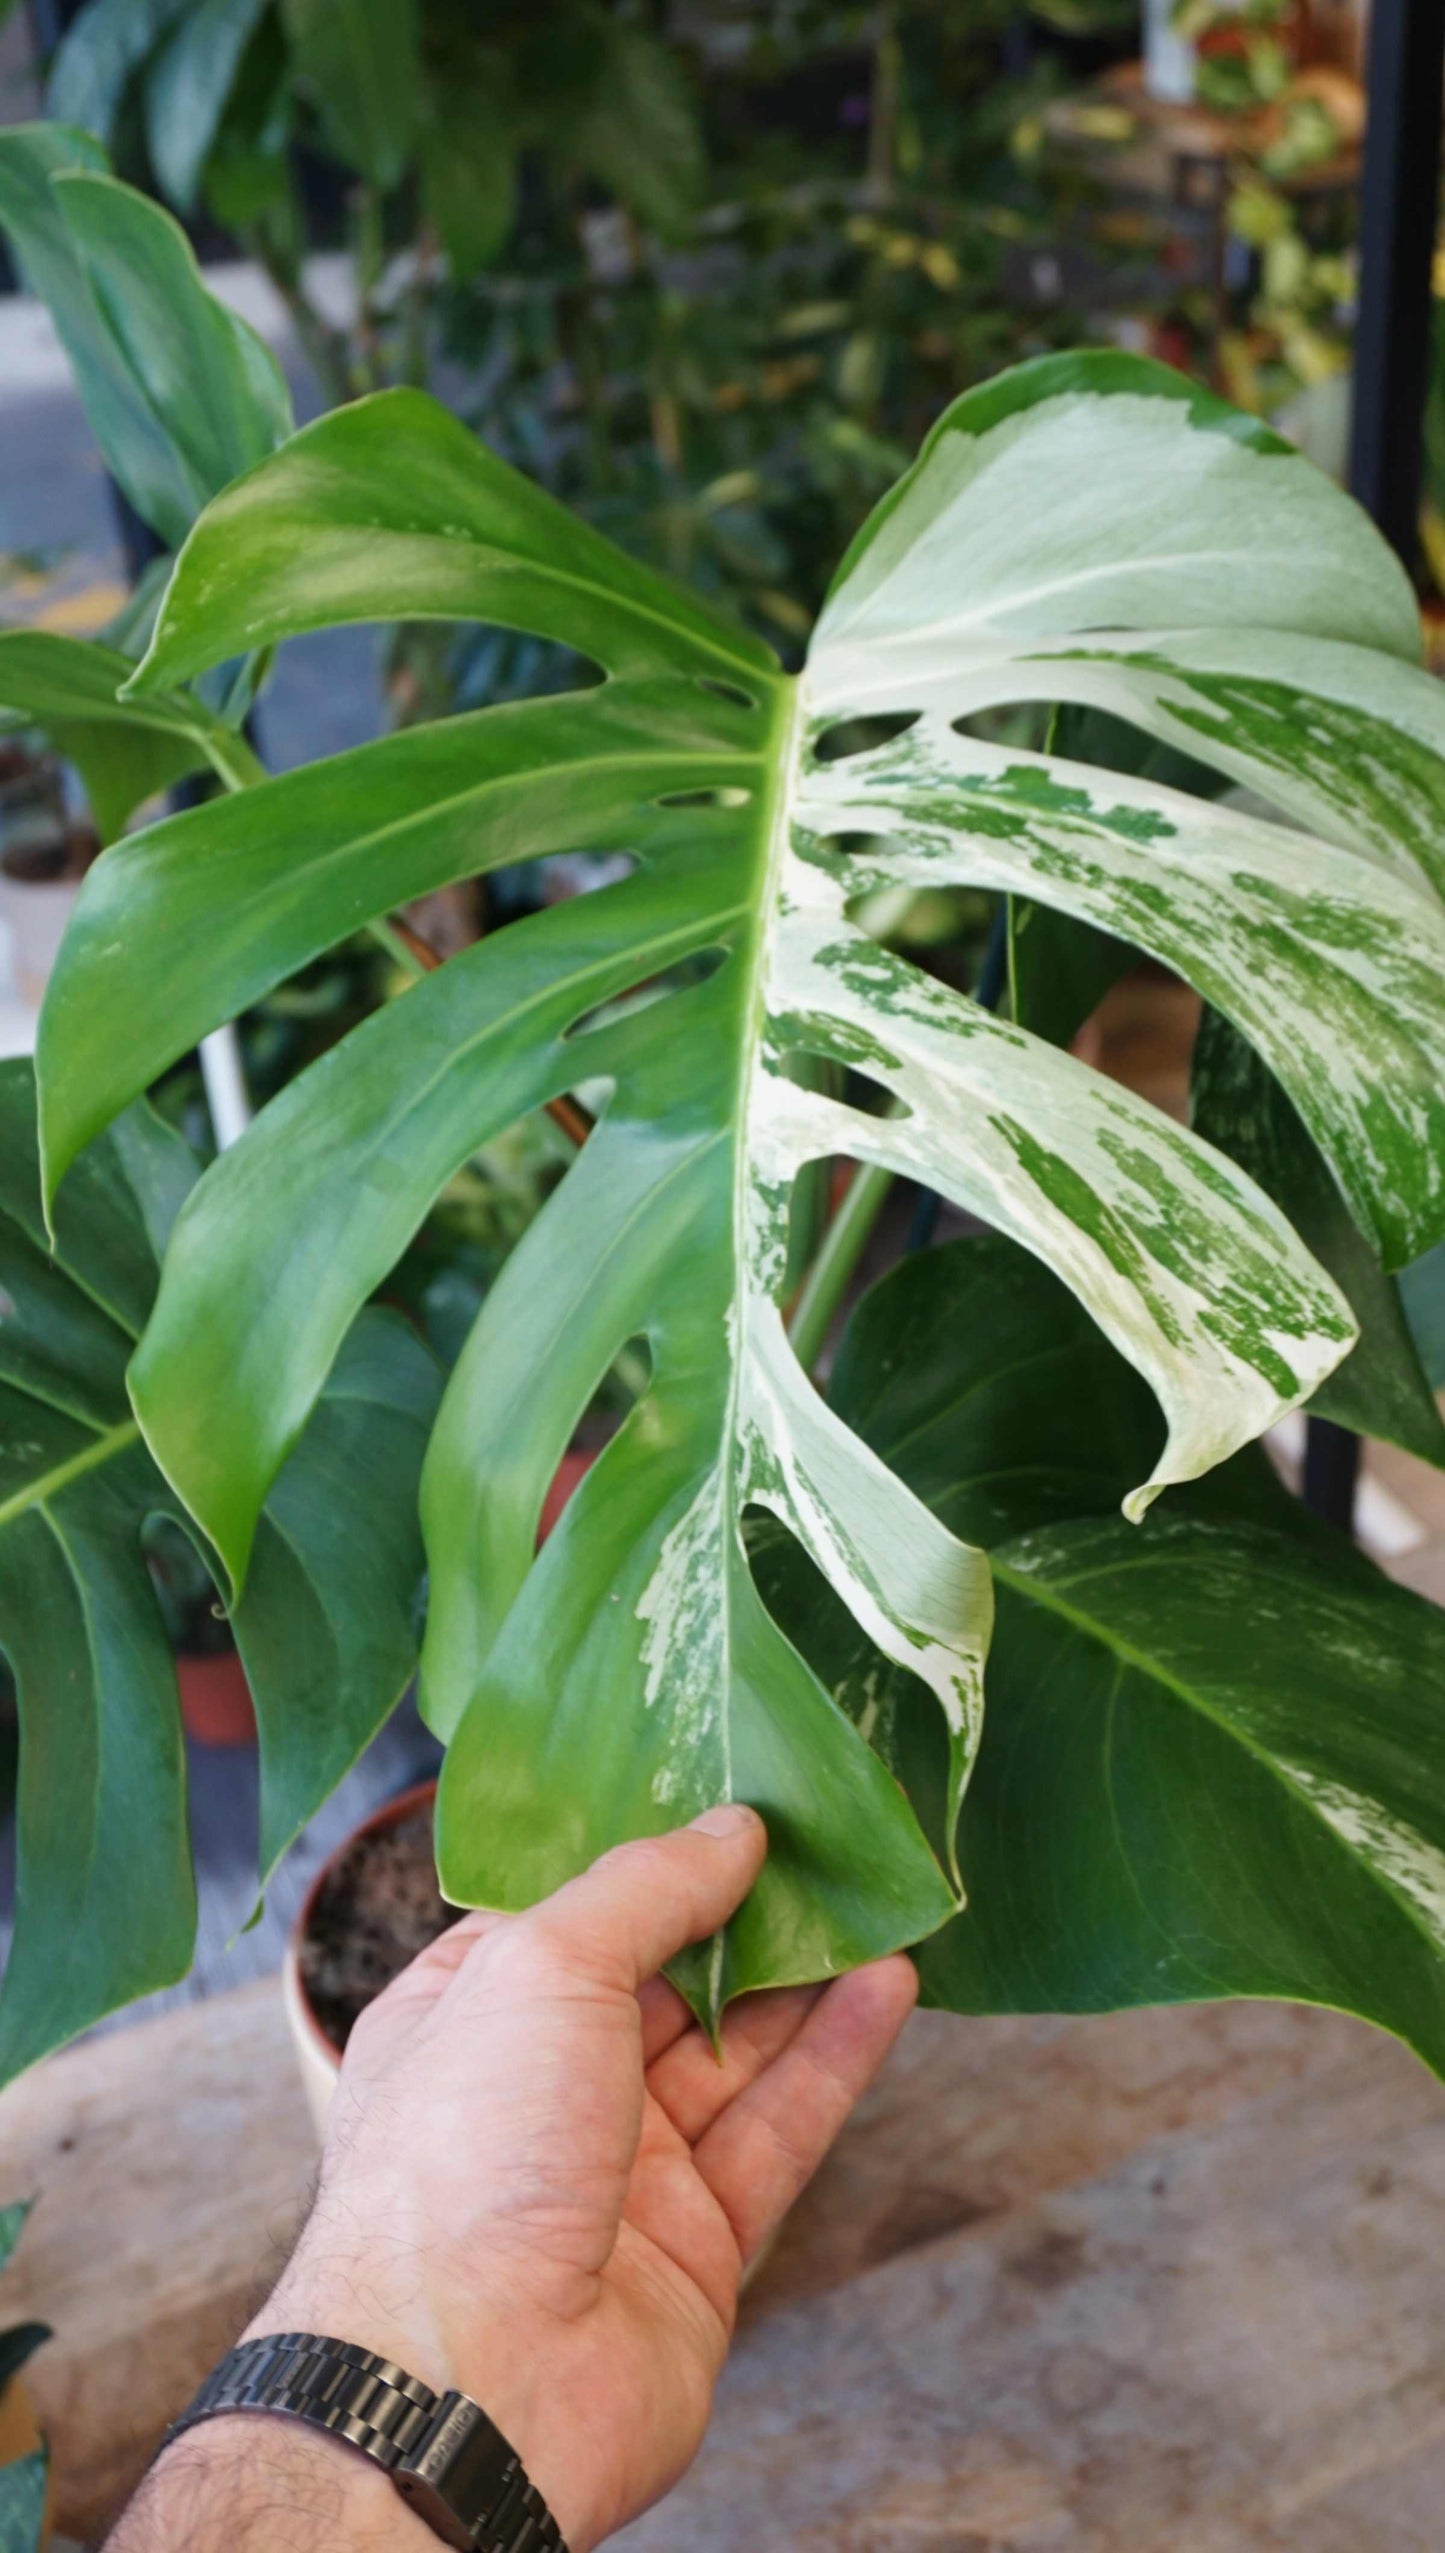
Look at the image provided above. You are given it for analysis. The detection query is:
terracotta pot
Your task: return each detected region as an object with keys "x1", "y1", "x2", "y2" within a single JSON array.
[
  {"x1": 284, "y1": 1779, "x2": 439, "y2": 2136},
  {"x1": 176, "y1": 1649, "x2": 256, "y2": 1748},
  {"x1": 0, "y1": 2375, "x2": 51, "y2": 2545}
]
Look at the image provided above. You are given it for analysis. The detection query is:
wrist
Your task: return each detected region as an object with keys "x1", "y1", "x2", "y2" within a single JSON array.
[
  {"x1": 243, "y1": 2273, "x2": 589, "y2": 2551},
  {"x1": 112, "y1": 2415, "x2": 423, "y2": 2551}
]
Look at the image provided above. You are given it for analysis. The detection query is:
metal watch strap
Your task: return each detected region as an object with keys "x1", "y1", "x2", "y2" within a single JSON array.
[{"x1": 164, "y1": 2333, "x2": 568, "y2": 2553}]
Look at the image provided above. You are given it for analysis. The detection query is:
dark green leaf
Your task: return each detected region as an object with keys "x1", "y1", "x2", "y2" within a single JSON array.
[
  {"x1": 241, "y1": 1309, "x2": 443, "y2": 1881},
  {"x1": 54, "y1": 170, "x2": 292, "y2": 515},
  {"x1": 775, "y1": 1237, "x2": 1445, "y2": 2077},
  {"x1": 1007, "y1": 898, "x2": 1133, "y2": 1049},
  {"x1": 1193, "y1": 1007, "x2": 1445, "y2": 1465},
  {"x1": 280, "y1": 0, "x2": 418, "y2": 190},
  {"x1": 0, "y1": 1058, "x2": 439, "y2": 2084},
  {"x1": 48, "y1": 0, "x2": 192, "y2": 143},
  {"x1": 418, "y1": 78, "x2": 514, "y2": 277},
  {"x1": 0, "y1": 630, "x2": 260, "y2": 841},
  {"x1": 1402, "y1": 1241, "x2": 1445, "y2": 1392},
  {"x1": 1004, "y1": 696, "x2": 1214, "y2": 1049},
  {"x1": 143, "y1": 0, "x2": 273, "y2": 212},
  {"x1": 826, "y1": 1231, "x2": 1307, "y2": 1549},
  {"x1": 927, "y1": 1513, "x2": 1445, "y2": 2079},
  {"x1": 199, "y1": 6, "x2": 296, "y2": 232},
  {"x1": 0, "y1": 129, "x2": 291, "y2": 549}
]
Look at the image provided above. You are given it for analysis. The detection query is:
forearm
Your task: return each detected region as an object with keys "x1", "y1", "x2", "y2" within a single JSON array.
[{"x1": 107, "y1": 2416, "x2": 429, "y2": 2553}]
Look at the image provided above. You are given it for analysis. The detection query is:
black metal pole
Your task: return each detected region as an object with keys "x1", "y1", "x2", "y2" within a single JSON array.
[
  {"x1": 1347, "y1": 0, "x2": 1445, "y2": 561},
  {"x1": 1304, "y1": 0, "x2": 1444, "y2": 1535}
]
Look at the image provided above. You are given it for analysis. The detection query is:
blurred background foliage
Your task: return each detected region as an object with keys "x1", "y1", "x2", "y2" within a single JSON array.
[
  {"x1": 39, "y1": 0, "x2": 1153, "y2": 687},
  {"x1": 30, "y1": 0, "x2": 1403, "y2": 687}
]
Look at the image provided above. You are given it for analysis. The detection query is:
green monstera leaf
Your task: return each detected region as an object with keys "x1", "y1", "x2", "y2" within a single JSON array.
[
  {"x1": 0, "y1": 129, "x2": 285, "y2": 831},
  {"x1": 0, "y1": 1061, "x2": 440, "y2": 2082},
  {"x1": 0, "y1": 631, "x2": 260, "y2": 843},
  {"x1": 759, "y1": 1235, "x2": 1445, "y2": 2078},
  {"x1": 34, "y1": 352, "x2": 1445, "y2": 2019},
  {"x1": 0, "y1": 123, "x2": 291, "y2": 550}
]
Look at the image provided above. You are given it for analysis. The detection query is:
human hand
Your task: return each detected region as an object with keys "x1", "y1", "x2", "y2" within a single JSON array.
[{"x1": 247, "y1": 1805, "x2": 916, "y2": 2549}]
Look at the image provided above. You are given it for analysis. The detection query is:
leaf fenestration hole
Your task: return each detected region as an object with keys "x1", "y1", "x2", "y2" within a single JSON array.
[
  {"x1": 491, "y1": 850, "x2": 638, "y2": 918},
  {"x1": 540, "y1": 1333, "x2": 654, "y2": 1547},
  {"x1": 815, "y1": 829, "x2": 881, "y2": 857},
  {"x1": 653, "y1": 786, "x2": 753, "y2": 810},
  {"x1": 611, "y1": 1331, "x2": 653, "y2": 1412},
  {"x1": 696, "y1": 677, "x2": 761, "y2": 711},
  {"x1": 811, "y1": 712, "x2": 921, "y2": 766},
  {"x1": 779, "y1": 1046, "x2": 912, "y2": 1123},
  {"x1": 949, "y1": 705, "x2": 1053, "y2": 748},
  {"x1": 563, "y1": 945, "x2": 731, "y2": 1041}
]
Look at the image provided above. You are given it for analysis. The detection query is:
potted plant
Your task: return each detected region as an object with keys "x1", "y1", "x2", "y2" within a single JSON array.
[
  {"x1": 0, "y1": 2202, "x2": 50, "y2": 2553},
  {"x1": 284, "y1": 1780, "x2": 452, "y2": 2132},
  {"x1": 5, "y1": 134, "x2": 1445, "y2": 2098},
  {"x1": 0, "y1": 738, "x2": 100, "y2": 1016}
]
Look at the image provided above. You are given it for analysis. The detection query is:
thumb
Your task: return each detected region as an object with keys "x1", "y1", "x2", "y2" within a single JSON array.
[{"x1": 528, "y1": 1805, "x2": 767, "y2": 1989}]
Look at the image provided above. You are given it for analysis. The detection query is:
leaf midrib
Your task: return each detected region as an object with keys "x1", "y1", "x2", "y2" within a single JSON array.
[
  {"x1": 0, "y1": 1415, "x2": 142, "y2": 1532},
  {"x1": 715, "y1": 673, "x2": 805, "y2": 1872},
  {"x1": 0, "y1": 1197, "x2": 143, "y2": 1344}
]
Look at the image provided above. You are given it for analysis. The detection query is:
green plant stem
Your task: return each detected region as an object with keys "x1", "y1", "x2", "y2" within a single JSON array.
[
  {"x1": 401, "y1": 226, "x2": 440, "y2": 392},
  {"x1": 351, "y1": 184, "x2": 387, "y2": 392},
  {"x1": 368, "y1": 915, "x2": 424, "y2": 976},
  {"x1": 789, "y1": 1160, "x2": 895, "y2": 1374}
]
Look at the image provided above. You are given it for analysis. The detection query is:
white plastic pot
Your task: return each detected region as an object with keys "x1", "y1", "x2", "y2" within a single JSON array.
[{"x1": 283, "y1": 1779, "x2": 438, "y2": 2137}]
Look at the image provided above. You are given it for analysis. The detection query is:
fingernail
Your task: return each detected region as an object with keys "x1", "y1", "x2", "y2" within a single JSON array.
[{"x1": 691, "y1": 1802, "x2": 762, "y2": 1839}]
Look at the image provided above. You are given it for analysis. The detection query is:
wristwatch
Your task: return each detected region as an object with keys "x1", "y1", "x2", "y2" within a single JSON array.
[{"x1": 164, "y1": 2332, "x2": 568, "y2": 2552}]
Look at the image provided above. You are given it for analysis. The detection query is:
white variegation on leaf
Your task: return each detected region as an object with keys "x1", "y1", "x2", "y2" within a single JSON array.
[
  {"x1": 794, "y1": 726, "x2": 1445, "y2": 1270},
  {"x1": 36, "y1": 350, "x2": 1445, "y2": 2018}
]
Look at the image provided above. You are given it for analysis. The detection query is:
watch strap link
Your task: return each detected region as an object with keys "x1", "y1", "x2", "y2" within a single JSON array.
[{"x1": 165, "y1": 2333, "x2": 567, "y2": 2553}]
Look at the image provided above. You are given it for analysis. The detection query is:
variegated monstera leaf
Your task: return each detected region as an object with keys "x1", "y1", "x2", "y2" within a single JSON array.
[{"x1": 37, "y1": 352, "x2": 1445, "y2": 2015}]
